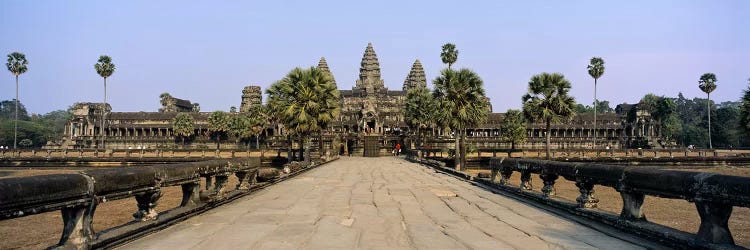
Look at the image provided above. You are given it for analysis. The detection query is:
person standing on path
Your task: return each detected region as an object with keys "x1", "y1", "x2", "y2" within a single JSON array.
[{"x1": 395, "y1": 143, "x2": 401, "y2": 156}]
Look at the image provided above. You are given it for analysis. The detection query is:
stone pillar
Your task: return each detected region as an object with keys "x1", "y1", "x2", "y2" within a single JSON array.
[
  {"x1": 58, "y1": 204, "x2": 95, "y2": 249},
  {"x1": 696, "y1": 202, "x2": 734, "y2": 244},
  {"x1": 180, "y1": 182, "x2": 202, "y2": 207},
  {"x1": 133, "y1": 189, "x2": 162, "y2": 221},
  {"x1": 540, "y1": 174, "x2": 558, "y2": 198},
  {"x1": 499, "y1": 167, "x2": 513, "y2": 186},
  {"x1": 520, "y1": 170, "x2": 532, "y2": 190},
  {"x1": 620, "y1": 192, "x2": 646, "y2": 221},
  {"x1": 575, "y1": 180, "x2": 599, "y2": 208}
]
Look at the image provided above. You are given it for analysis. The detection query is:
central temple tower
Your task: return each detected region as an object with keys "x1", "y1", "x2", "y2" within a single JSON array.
[{"x1": 354, "y1": 43, "x2": 385, "y2": 93}]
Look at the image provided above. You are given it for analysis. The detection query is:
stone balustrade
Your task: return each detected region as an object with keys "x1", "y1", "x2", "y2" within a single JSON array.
[
  {"x1": 0, "y1": 158, "x2": 261, "y2": 249},
  {"x1": 483, "y1": 158, "x2": 750, "y2": 248}
]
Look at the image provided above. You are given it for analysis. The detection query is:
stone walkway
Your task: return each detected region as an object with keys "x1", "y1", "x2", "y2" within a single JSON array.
[{"x1": 120, "y1": 157, "x2": 646, "y2": 250}]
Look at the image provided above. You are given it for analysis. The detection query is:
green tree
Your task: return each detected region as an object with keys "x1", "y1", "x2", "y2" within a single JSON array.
[
  {"x1": 440, "y1": 43, "x2": 458, "y2": 69},
  {"x1": 246, "y1": 105, "x2": 268, "y2": 149},
  {"x1": 742, "y1": 79, "x2": 750, "y2": 134},
  {"x1": 19, "y1": 138, "x2": 32, "y2": 148},
  {"x1": 192, "y1": 103, "x2": 200, "y2": 112},
  {"x1": 713, "y1": 106, "x2": 741, "y2": 148},
  {"x1": 266, "y1": 67, "x2": 340, "y2": 163},
  {"x1": 172, "y1": 112, "x2": 195, "y2": 148},
  {"x1": 587, "y1": 57, "x2": 605, "y2": 148},
  {"x1": 574, "y1": 104, "x2": 593, "y2": 114},
  {"x1": 6, "y1": 52, "x2": 28, "y2": 149},
  {"x1": 501, "y1": 109, "x2": 527, "y2": 150},
  {"x1": 432, "y1": 68, "x2": 489, "y2": 170},
  {"x1": 207, "y1": 111, "x2": 231, "y2": 149},
  {"x1": 230, "y1": 106, "x2": 237, "y2": 113},
  {"x1": 595, "y1": 100, "x2": 613, "y2": 113},
  {"x1": 95, "y1": 55, "x2": 115, "y2": 149},
  {"x1": 0, "y1": 100, "x2": 29, "y2": 120},
  {"x1": 698, "y1": 73, "x2": 717, "y2": 149},
  {"x1": 229, "y1": 114, "x2": 252, "y2": 148},
  {"x1": 404, "y1": 87, "x2": 434, "y2": 149},
  {"x1": 522, "y1": 73, "x2": 577, "y2": 160}
]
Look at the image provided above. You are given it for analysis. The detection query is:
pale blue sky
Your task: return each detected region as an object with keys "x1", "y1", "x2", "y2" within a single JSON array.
[{"x1": 1, "y1": 0, "x2": 748, "y2": 114}]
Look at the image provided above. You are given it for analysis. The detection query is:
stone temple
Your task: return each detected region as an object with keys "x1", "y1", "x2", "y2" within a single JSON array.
[{"x1": 47, "y1": 43, "x2": 664, "y2": 152}]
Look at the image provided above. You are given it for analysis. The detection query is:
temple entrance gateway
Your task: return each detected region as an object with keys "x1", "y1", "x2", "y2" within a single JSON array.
[{"x1": 363, "y1": 136, "x2": 380, "y2": 157}]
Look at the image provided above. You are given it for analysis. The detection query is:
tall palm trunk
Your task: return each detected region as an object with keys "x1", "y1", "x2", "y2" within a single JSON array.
[
  {"x1": 707, "y1": 93, "x2": 712, "y2": 149},
  {"x1": 101, "y1": 77, "x2": 107, "y2": 149},
  {"x1": 460, "y1": 129, "x2": 467, "y2": 171},
  {"x1": 454, "y1": 128, "x2": 461, "y2": 171},
  {"x1": 14, "y1": 75, "x2": 18, "y2": 149},
  {"x1": 594, "y1": 78, "x2": 598, "y2": 148},
  {"x1": 546, "y1": 117, "x2": 552, "y2": 160}
]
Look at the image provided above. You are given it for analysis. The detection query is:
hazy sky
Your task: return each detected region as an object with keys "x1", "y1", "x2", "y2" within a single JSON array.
[{"x1": 1, "y1": 1, "x2": 748, "y2": 115}]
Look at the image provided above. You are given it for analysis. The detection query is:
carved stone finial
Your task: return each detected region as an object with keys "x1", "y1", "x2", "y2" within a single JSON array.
[
  {"x1": 356, "y1": 43, "x2": 384, "y2": 90},
  {"x1": 318, "y1": 57, "x2": 336, "y2": 86},
  {"x1": 240, "y1": 86, "x2": 262, "y2": 113},
  {"x1": 403, "y1": 59, "x2": 426, "y2": 91}
]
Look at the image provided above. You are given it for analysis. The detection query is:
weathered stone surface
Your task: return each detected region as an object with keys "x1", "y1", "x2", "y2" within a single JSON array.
[{"x1": 120, "y1": 157, "x2": 645, "y2": 250}]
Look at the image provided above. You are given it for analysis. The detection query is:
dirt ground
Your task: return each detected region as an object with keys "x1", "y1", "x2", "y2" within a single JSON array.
[
  {"x1": 466, "y1": 166, "x2": 750, "y2": 248},
  {"x1": 0, "y1": 170, "x2": 240, "y2": 249}
]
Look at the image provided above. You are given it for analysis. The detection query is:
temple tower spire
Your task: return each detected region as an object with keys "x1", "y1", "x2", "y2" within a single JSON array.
[
  {"x1": 403, "y1": 59, "x2": 426, "y2": 91},
  {"x1": 356, "y1": 43, "x2": 384, "y2": 91},
  {"x1": 317, "y1": 57, "x2": 336, "y2": 86}
]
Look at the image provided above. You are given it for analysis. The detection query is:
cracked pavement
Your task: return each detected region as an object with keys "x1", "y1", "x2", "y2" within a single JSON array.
[{"x1": 119, "y1": 157, "x2": 646, "y2": 250}]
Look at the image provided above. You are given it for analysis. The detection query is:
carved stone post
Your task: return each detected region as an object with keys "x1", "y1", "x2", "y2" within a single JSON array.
[
  {"x1": 200, "y1": 174, "x2": 229, "y2": 201},
  {"x1": 620, "y1": 192, "x2": 646, "y2": 221},
  {"x1": 540, "y1": 174, "x2": 558, "y2": 198},
  {"x1": 520, "y1": 170, "x2": 532, "y2": 190},
  {"x1": 575, "y1": 181, "x2": 599, "y2": 208},
  {"x1": 235, "y1": 170, "x2": 256, "y2": 190},
  {"x1": 180, "y1": 182, "x2": 202, "y2": 207},
  {"x1": 57, "y1": 204, "x2": 95, "y2": 249},
  {"x1": 499, "y1": 167, "x2": 513, "y2": 186},
  {"x1": 696, "y1": 202, "x2": 734, "y2": 245},
  {"x1": 133, "y1": 189, "x2": 162, "y2": 221},
  {"x1": 490, "y1": 167, "x2": 499, "y2": 183},
  {"x1": 214, "y1": 174, "x2": 229, "y2": 197}
]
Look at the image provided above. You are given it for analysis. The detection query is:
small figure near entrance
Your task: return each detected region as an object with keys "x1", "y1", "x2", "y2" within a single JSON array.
[{"x1": 394, "y1": 143, "x2": 401, "y2": 156}]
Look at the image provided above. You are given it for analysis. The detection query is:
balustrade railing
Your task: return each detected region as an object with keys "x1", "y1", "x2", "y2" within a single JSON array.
[
  {"x1": 0, "y1": 158, "x2": 261, "y2": 249},
  {"x1": 483, "y1": 158, "x2": 750, "y2": 248}
]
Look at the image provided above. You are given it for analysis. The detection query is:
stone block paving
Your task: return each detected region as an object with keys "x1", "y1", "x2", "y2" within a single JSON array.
[{"x1": 119, "y1": 157, "x2": 646, "y2": 250}]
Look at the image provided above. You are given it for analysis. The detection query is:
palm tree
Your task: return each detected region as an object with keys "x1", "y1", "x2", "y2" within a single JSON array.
[
  {"x1": 172, "y1": 113, "x2": 195, "y2": 148},
  {"x1": 6, "y1": 52, "x2": 28, "y2": 149},
  {"x1": 266, "y1": 67, "x2": 339, "y2": 163},
  {"x1": 522, "y1": 73, "x2": 577, "y2": 160},
  {"x1": 404, "y1": 87, "x2": 434, "y2": 150},
  {"x1": 432, "y1": 68, "x2": 489, "y2": 170},
  {"x1": 208, "y1": 111, "x2": 231, "y2": 149},
  {"x1": 587, "y1": 57, "x2": 605, "y2": 148},
  {"x1": 440, "y1": 43, "x2": 458, "y2": 69},
  {"x1": 698, "y1": 73, "x2": 717, "y2": 149},
  {"x1": 95, "y1": 55, "x2": 115, "y2": 149},
  {"x1": 246, "y1": 105, "x2": 268, "y2": 150}
]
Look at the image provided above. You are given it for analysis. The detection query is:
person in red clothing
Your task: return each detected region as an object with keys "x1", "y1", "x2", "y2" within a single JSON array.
[{"x1": 395, "y1": 143, "x2": 401, "y2": 156}]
